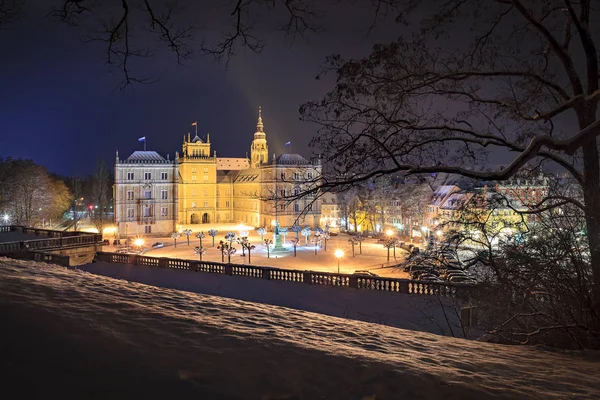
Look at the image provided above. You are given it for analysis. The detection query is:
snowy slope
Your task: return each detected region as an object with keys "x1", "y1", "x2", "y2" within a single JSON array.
[{"x1": 1, "y1": 258, "x2": 599, "y2": 399}]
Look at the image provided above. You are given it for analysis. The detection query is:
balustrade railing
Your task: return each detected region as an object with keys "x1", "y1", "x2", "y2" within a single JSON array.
[{"x1": 94, "y1": 251, "x2": 475, "y2": 298}]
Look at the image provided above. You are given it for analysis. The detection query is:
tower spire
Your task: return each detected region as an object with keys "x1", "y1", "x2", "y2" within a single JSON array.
[{"x1": 256, "y1": 106, "x2": 263, "y2": 132}]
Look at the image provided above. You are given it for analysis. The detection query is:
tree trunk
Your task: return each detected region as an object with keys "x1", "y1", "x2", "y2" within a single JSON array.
[{"x1": 582, "y1": 140, "x2": 600, "y2": 306}]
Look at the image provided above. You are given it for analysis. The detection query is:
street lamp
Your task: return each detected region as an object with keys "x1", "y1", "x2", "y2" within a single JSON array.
[
  {"x1": 2, "y1": 214, "x2": 9, "y2": 224},
  {"x1": 334, "y1": 249, "x2": 344, "y2": 274},
  {"x1": 134, "y1": 238, "x2": 144, "y2": 248}
]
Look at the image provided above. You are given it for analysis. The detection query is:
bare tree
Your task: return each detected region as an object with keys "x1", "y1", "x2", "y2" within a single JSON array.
[
  {"x1": 90, "y1": 160, "x2": 111, "y2": 235},
  {"x1": 47, "y1": 0, "x2": 395, "y2": 88},
  {"x1": 300, "y1": 1, "x2": 600, "y2": 306}
]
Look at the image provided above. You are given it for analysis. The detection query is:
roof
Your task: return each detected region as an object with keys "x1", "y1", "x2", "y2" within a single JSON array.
[
  {"x1": 273, "y1": 153, "x2": 311, "y2": 165},
  {"x1": 191, "y1": 134, "x2": 203, "y2": 143},
  {"x1": 440, "y1": 192, "x2": 473, "y2": 210},
  {"x1": 217, "y1": 158, "x2": 249, "y2": 170},
  {"x1": 430, "y1": 185, "x2": 459, "y2": 206},
  {"x1": 124, "y1": 151, "x2": 170, "y2": 163}
]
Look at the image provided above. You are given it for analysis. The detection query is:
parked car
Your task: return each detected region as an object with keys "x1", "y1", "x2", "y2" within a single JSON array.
[{"x1": 151, "y1": 242, "x2": 165, "y2": 249}]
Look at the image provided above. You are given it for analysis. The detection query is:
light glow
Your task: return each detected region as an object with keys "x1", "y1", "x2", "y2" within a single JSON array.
[
  {"x1": 334, "y1": 249, "x2": 344, "y2": 259},
  {"x1": 134, "y1": 238, "x2": 145, "y2": 247}
]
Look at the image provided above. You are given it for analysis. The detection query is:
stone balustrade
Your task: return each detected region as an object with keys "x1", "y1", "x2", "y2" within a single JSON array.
[{"x1": 95, "y1": 252, "x2": 475, "y2": 298}]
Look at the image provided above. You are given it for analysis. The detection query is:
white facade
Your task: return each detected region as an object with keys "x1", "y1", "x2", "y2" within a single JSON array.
[{"x1": 114, "y1": 151, "x2": 178, "y2": 237}]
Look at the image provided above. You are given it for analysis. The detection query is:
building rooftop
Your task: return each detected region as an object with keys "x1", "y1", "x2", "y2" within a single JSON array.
[
  {"x1": 272, "y1": 153, "x2": 311, "y2": 165},
  {"x1": 217, "y1": 158, "x2": 250, "y2": 170},
  {"x1": 123, "y1": 151, "x2": 171, "y2": 164}
]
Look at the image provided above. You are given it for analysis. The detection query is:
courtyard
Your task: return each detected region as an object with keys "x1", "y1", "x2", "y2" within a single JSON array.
[{"x1": 104, "y1": 224, "x2": 411, "y2": 278}]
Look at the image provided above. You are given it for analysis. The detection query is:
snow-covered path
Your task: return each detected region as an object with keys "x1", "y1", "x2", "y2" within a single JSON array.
[{"x1": 1, "y1": 258, "x2": 599, "y2": 399}]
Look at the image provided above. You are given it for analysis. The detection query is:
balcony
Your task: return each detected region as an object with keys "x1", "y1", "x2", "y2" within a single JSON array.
[{"x1": 139, "y1": 216, "x2": 155, "y2": 225}]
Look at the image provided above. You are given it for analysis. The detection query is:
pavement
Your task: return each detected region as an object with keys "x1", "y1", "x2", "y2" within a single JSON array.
[{"x1": 103, "y1": 229, "x2": 411, "y2": 278}]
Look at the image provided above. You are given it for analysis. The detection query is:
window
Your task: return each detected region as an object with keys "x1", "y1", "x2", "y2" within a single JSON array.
[
  {"x1": 127, "y1": 208, "x2": 134, "y2": 218},
  {"x1": 307, "y1": 204, "x2": 313, "y2": 211},
  {"x1": 280, "y1": 189, "x2": 285, "y2": 197},
  {"x1": 161, "y1": 207, "x2": 168, "y2": 217},
  {"x1": 308, "y1": 172, "x2": 313, "y2": 179},
  {"x1": 203, "y1": 190, "x2": 208, "y2": 196},
  {"x1": 127, "y1": 172, "x2": 134, "y2": 180},
  {"x1": 161, "y1": 172, "x2": 168, "y2": 180},
  {"x1": 192, "y1": 175, "x2": 196, "y2": 181},
  {"x1": 127, "y1": 190, "x2": 134, "y2": 200},
  {"x1": 294, "y1": 203, "x2": 300, "y2": 212},
  {"x1": 203, "y1": 175, "x2": 208, "y2": 181},
  {"x1": 280, "y1": 204, "x2": 286, "y2": 211},
  {"x1": 203, "y1": 168, "x2": 208, "y2": 173},
  {"x1": 204, "y1": 201, "x2": 208, "y2": 208},
  {"x1": 144, "y1": 172, "x2": 151, "y2": 180},
  {"x1": 191, "y1": 168, "x2": 197, "y2": 173},
  {"x1": 294, "y1": 172, "x2": 299, "y2": 180},
  {"x1": 145, "y1": 225, "x2": 152, "y2": 234},
  {"x1": 191, "y1": 202, "x2": 196, "y2": 208},
  {"x1": 294, "y1": 188, "x2": 299, "y2": 196},
  {"x1": 192, "y1": 189, "x2": 197, "y2": 196},
  {"x1": 144, "y1": 190, "x2": 151, "y2": 199},
  {"x1": 225, "y1": 201, "x2": 230, "y2": 207},
  {"x1": 280, "y1": 172, "x2": 285, "y2": 180},
  {"x1": 143, "y1": 206, "x2": 150, "y2": 217},
  {"x1": 161, "y1": 190, "x2": 168, "y2": 200},
  {"x1": 216, "y1": 201, "x2": 220, "y2": 208},
  {"x1": 216, "y1": 189, "x2": 220, "y2": 196}
]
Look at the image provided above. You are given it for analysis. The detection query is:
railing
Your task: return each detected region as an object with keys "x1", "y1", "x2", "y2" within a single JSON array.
[
  {"x1": 0, "y1": 226, "x2": 103, "y2": 254},
  {"x1": 94, "y1": 252, "x2": 475, "y2": 298}
]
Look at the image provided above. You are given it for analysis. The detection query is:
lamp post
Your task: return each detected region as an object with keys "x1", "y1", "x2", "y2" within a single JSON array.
[
  {"x1": 334, "y1": 249, "x2": 344, "y2": 274},
  {"x1": 386, "y1": 229, "x2": 397, "y2": 260}
]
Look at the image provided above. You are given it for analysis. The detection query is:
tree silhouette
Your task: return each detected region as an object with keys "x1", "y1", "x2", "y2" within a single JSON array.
[
  {"x1": 208, "y1": 229, "x2": 218, "y2": 247},
  {"x1": 291, "y1": 224, "x2": 301, "y2": 239},
  {"x1": 264, "y1": 238, "x2": 272, "y2": 259},
  {"x1": 196, "y1": 231, "x2": 205, "y2": 247},
  {"x1": 257, "y1": 227, "x2": 266, "y2": 243},
  {"x1": 290, "y1": 238, "x2": 299, "y2": 257},
  {"x1": 183, "y1": 228, "x2": 193, "y2": 245},
  {"x1": 194, "y1": 246, "x2": 205, "y2": 261},
  {"x1": 171, "y1": 232, "x2": 180, "y2": 248},
  {"x1": 301, "y1": 227, "x2": 312, "y2": 245}
]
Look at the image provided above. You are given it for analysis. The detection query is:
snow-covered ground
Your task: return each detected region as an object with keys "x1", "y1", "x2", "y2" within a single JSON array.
[
  {"x1": 106, "y1": 231, "x2": 411, "y2": 278},
  {"x1": 1, "y1": 258, "x2": 599, "y2": 399},
  {"x1": 81, "y1": 261, "x2": 464, "y2": 336}
]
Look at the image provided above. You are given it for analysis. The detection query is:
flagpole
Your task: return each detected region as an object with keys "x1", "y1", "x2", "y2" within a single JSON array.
[{"x1": 144, "y1": 139, "x2": 146, "y2": 151}]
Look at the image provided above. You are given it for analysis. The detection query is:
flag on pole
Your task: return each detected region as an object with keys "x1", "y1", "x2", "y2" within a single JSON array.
[
  {"x1": 191, "y1": 122, "x2": 197, "y2": 126},
  {"x1": 284, "y1": 141, "x2": 291, "y2": 146},
  {"x1": 138, "y1": 137, "x2": 146, "y2": 142}
]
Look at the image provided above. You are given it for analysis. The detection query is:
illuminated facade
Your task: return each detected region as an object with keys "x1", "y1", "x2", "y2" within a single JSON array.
[{"x1": 114, "y1": 108, "x2": 321, "y2": 237}]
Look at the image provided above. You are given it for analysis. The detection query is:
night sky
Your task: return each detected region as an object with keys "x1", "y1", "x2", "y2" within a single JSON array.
[{"x1": 0, "y1": 2, "x2": 397, "y2": 177}]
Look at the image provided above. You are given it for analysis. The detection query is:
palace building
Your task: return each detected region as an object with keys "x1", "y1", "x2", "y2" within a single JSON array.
[{"x1": 114, "y1": 108, "x2": 322, "y2": 237}]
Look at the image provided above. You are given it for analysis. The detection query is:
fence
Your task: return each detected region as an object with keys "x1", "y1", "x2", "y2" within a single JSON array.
[
  {"x1": 0, "y1": 225, "x2": 102, "y2": 252},
  {"x1": 95, "y1": 252, "x2": 474, "y2": 298},
  {"x1": 0, "y1": 225, "x2": 98, "y2": 238}
]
